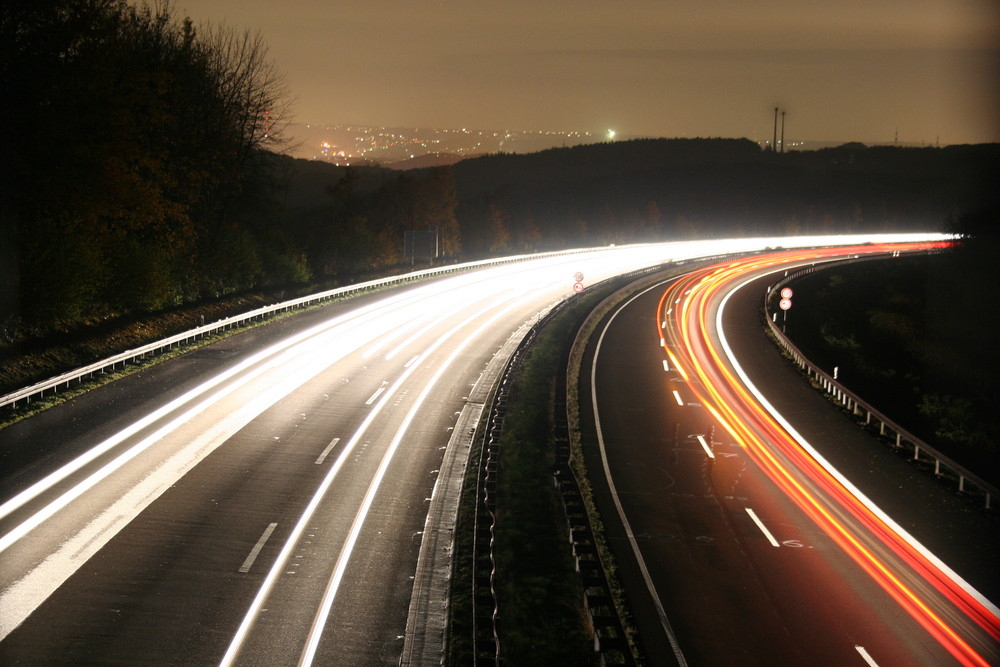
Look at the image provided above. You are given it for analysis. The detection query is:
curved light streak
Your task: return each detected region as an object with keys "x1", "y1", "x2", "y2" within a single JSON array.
[{"x1": 654, "y1": 243, "x2": 999, "y2": 666}]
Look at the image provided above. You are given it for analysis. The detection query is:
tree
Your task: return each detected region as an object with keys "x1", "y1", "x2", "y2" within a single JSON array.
[{"x1": 3, "y1": 0, "x2": 296, "y2": 327}]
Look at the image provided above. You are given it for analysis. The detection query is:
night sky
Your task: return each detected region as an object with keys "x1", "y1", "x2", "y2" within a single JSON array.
[{"x1": 182, "y1": 0, "x2": 999, "y2": 145}]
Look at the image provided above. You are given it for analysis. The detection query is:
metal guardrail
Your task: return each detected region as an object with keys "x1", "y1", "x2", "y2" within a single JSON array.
[
  {"x1": 0, "y1": 240, "x2": 823, "y2": 413},
  {"x1": 765, "y1": 254, "x2": 997, "y2": 510},
  {"x1": 0, "y1": 248, "x2": 609, "y2": 412}
]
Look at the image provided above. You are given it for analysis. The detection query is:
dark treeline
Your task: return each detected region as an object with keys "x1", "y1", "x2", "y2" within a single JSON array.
[
  {"x1": 783, "y1": 194, "x2": 1000, "y2": 482},
  {"x1": 4, "y1": 2, "x2": 998, "y2": 345},
  {"x1": 3, "y1": 0, "x2": 299, "y2": 333},
  {"x1": 449, "y1": 138, "x2": 999, "y2": 252}
]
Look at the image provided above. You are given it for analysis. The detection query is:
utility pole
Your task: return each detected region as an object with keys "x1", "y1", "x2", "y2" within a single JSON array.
[
  {"x1": 772, "y1": 107, "x2": 778, "y2": 152},
  {"x1": 780, "y1": 111, "x2": 786, "y2": 153}
]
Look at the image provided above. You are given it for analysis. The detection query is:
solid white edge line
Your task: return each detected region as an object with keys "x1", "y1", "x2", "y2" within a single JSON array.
[
  {"x1": 716, "y1": 263, "x2": 1000, "y2": 623},
  {"x1": 592, "y1": 282, "x2": 689, "y2": 667},
  {"x1": 745, "y1": 508, "x2": 780, "y2": 547},
  {"x1": 239, "y1": 523, "x2": 278, "y2": 573}
]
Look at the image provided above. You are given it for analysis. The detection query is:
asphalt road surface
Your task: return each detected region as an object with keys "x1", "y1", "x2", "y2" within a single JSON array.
[
  {"x1": 0, "y1": 243, "x2": 708, "y2": 665},
  {"x1": 582, "y1": 244, "x2": 1000, "y2": 666},
  {"x1": 0, "y1": 235, "x2": 965, "y2": 665}
]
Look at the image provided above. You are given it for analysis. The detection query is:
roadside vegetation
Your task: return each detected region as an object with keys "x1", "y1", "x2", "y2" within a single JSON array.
[
  {"x1": 450, "y1": 280, "x2": 650, "y2": 665},
  {"x1": 782, "y1": 206, "x2": 1000, "y2": 484},
  {"x1": 449, "y1": 296, "x2": 597, "y2": 664}
]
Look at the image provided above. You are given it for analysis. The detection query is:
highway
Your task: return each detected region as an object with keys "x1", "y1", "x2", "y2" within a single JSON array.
[
  {"x1": 0, "y1": 241, "x2": 732, "y2": 664},
  {"x1": 582, "y1": 244, "x2": 1000, "y2": 665},
  {"x1": 0, "y1": 234, "x2": 967, "y2": 664}
]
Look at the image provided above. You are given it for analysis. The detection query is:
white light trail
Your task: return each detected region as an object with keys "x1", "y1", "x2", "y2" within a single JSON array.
[
  {"x1": 297, "y1": 294, "x2": 528, "y2": 667},
  {"x1": 716, "y1": 262, "x2": 1000, "y2": 622},
  {"x1": 219, "y1": 295, "x2": 523, "y2": 667}
]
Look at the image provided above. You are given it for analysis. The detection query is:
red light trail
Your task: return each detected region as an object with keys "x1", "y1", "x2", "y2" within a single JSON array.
[{"x1": 655, "y1": 243, "x2": 999, "y2": 666}]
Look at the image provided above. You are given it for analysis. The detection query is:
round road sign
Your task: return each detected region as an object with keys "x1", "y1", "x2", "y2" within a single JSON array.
[
  {"x1": 574, "y1": 272, "x2": 584, "y2": 282},
  {"x1": 780, "y1": 287, "x2": 794, "y2": 299},
  {"x1": 573, "y1": 282, "x2": 585, "y2": 293},
  {"x1": 779, "y1": 298, "x2": 792, "y2": 311}
]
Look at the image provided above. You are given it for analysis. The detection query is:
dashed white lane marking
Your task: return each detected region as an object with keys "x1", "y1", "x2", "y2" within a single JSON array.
[
  {"x1": 696, "y1": 435, "x2": 715, "y2": 460},
  {"x1": 672, "y1": 390, "x2": 684, "y2": 406},
  {"x1": 239, "y1": 523, "x2": 278, "y2": 573},
  {"x1": 315, "y1": 437, "x2": 340, "y2": 465},
  {"x1": 854, "y1": 645, "x2": 880, "y2": 666},
  {"x1": 745, "y1": 507, "x2": 780, "y2": 547},
  {"x1": 365, "y1": 386, "x2": 386, "y2": 405}
]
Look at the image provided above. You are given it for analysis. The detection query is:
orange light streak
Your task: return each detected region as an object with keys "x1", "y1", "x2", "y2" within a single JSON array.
[{"x1": 654, "y1": 242, "x2": 995, "y2": 667}]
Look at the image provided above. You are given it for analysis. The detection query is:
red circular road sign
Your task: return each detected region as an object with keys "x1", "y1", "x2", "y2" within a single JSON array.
[
  {"x1": 573, "y1": 282, "x2": 585, "y2": 293},
  {"x1": 574, "y1": 272, "x2": 584, "y2": 282},
  {"x1": 780, "y1": 287, "x2": 794, "y2": 299},
  {"x1": 779, "y1": 298, "x2": 792, "y2": 310}
]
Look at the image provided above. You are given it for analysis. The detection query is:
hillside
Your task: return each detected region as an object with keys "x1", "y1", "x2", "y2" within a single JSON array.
[{"x1": 447, "y1": 139, "x2": 999, "y2": 254}]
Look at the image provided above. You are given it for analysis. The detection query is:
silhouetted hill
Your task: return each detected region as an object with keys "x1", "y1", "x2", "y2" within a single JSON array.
[
  {"x1": 444, "y1": 139, "x2": 999, "y2": 252},
  {"x1": 270, "y1": 137, "x2": 998, "y2": 262}
]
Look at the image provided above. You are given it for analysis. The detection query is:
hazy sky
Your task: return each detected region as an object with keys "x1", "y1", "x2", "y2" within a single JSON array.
[{"x1": 181, "y1": 0, "x2": 999, "y2": 145}]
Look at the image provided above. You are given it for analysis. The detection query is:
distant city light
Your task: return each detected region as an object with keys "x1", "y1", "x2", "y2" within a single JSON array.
[{"x1": 298, "y1": 124, "x2": 604, "y2": 165}]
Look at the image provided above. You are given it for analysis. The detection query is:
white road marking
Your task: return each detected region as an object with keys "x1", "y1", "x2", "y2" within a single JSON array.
[
  {"x1": 745, "y1": 507, "x2": 780, "y2": 547},
  {"x1": 854, "y1": 645, "x2": 880, "y2": 666},
  {"x1": 315, "y1": 438, "x2": 340, "y2": 465},
  {"x1": 239, "y1": 523, "x2": 278, "y2": 573},
  {"x1": 716, "y1": 265, "x2": 1000, "y2": 622},
  {"x1": 365, "y1": 386, "x2": 386, "y2": 405},
  {"x1": 662, "y1": 359, "x2": 670, "y2": 371},
  {"x1": 403, "y1": 355, "x2": 419, "y2": 368},
  {"x1": 696, "y1": 435, "x2": 715, "y2": 460},
  {"x1": 220, "y1": 295, "x2": 528, "y2": 667},
  {"x1": 592, "y1": 281, "x2": 689, "y2": 666},
  {"x1": 672, "y1": 390, "x2": 684, "y2": 406}
]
